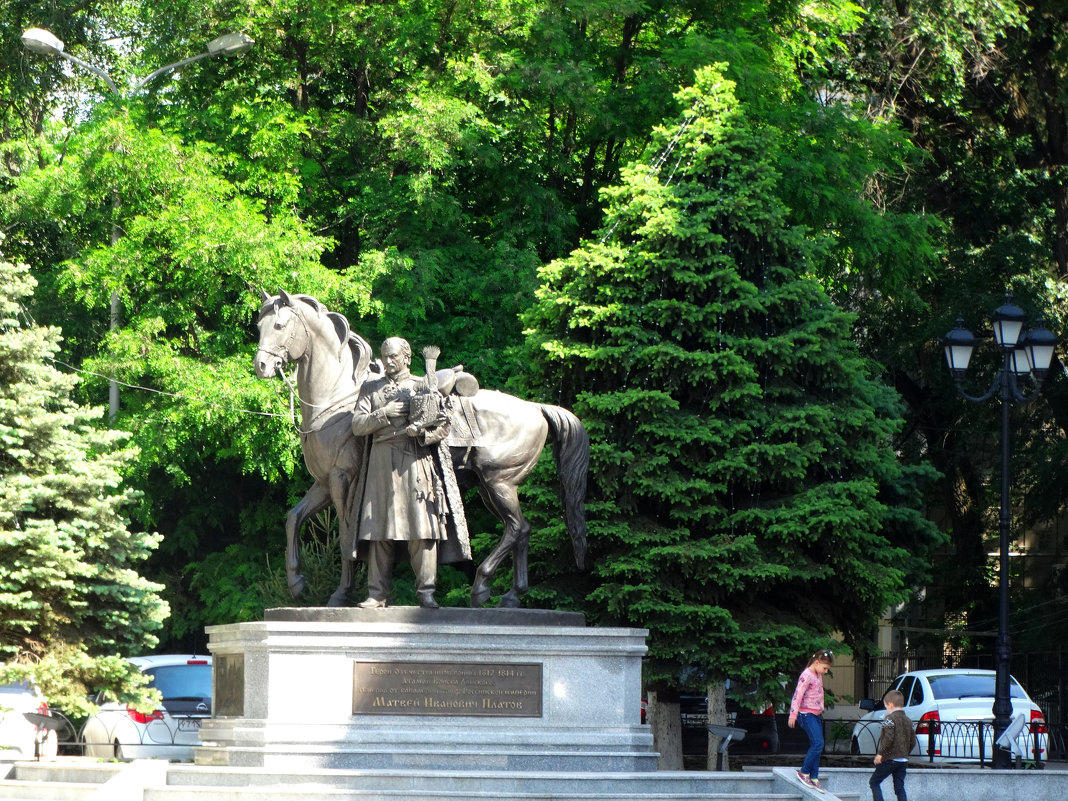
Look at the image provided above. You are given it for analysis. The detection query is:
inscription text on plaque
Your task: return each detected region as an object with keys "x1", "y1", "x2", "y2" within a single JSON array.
[{"x1": 352, "y1": 660, "x2": 542, "y2": 717}]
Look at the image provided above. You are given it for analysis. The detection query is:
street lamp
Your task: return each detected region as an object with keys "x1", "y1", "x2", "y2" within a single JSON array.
[
  {"x1": 21, "y1": 26, "x2": 254, "y2": 421},
  {"x1": 941, "y1": 295, "x2": 1057, "y2": 769},
  {"x1": 21, "y1": 28, "x2": 253, "y2": 97}
]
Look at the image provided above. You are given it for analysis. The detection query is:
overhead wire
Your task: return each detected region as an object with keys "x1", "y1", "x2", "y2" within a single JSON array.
[{"x1": 44, "y1": 356, "x2": 286, "y2": 419}]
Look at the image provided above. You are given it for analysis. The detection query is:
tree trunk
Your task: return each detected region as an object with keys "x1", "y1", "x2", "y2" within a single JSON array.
[
  {"x1": 646, "y1": 690, "x2": 683, "y2": 770},
  {"x1": 706, "y1": 681, "x2": 728, "y2": 771}
]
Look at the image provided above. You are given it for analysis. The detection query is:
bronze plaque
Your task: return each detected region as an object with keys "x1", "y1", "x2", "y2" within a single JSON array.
[
  {"x1": 214, "y1": 653, "x2": 244, "y2": 717},
  {"x1": 352, "y1": 660, "x2": 542, "y2": 717}
]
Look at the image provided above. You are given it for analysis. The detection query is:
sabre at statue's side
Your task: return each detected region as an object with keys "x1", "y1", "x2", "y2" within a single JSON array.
[{"x1": 253, "y1": 291, "x2": 589, "y2": 608}]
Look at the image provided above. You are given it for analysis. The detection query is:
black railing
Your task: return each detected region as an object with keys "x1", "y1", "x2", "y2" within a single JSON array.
[
  {"x1": 840, "y1": 717, "x2": 1049, "y2": 767},
  {"x1": 24, "y1": 709, "x2": 206, "y2": 761}
]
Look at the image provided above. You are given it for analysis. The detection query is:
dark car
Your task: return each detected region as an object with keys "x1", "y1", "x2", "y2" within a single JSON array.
[{"x1": 678, "y1": 691, "x2": 780, "y2": 756}]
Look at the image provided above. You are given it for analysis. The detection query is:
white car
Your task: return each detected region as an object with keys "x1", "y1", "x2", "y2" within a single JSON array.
[
  {"x1": 0, "y1": 681, "x2": 59, "y2": 759},
  {"x1": 851, "y1": 669, "x2": 1048, "y2": 763},
  {"x1": 82, "y1": 655, "x2": 212, "y2": 761}
]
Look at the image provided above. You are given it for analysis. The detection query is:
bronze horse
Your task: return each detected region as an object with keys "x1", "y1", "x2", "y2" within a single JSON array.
[{"x1": 253, "y1": 291, "x2": 588, "y2": 607}]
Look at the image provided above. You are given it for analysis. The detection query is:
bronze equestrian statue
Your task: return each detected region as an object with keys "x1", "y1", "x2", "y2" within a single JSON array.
[{"x1": 253, "y1": 291, "x2": 588, "y2": 608}]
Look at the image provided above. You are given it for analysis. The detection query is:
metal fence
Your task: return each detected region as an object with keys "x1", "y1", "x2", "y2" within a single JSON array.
[{"x1": 848, "y1": 717, "x2": 1050, "y2": 766}]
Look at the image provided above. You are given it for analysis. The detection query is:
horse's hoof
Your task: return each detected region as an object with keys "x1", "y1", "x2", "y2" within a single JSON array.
[
  {"x1": 327, "y1": 591, "x2": 350, "y2": 607},
  {"x1": 497, "y1": 591, "x2": 521, "y2": 609},
  {"x1": 288, "y1": 575, "x2": 308, "y2": 598},
  {"x1": 470, "y1": 586, "x2": 491, "y2": 608}
]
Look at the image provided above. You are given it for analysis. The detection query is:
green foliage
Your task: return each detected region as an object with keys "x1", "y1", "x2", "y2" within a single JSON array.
[
  {"x1": 255, "y1": 510, "x2": 353, "y2": 610},
  {"x1": 519, "y1": 66, "x2": 943, "y2": 687},
  {"x1": 0, "y1": 242, "x2": 166, "y2": 713},
  {"x1": 0, "y1": 112, "x2": 373, "y2": 645},
  {"x1": 828, "y1": 0, "x2": 1068, "y2": 643},
  {"x1": 5, "y1": 0, "x2": 1062, "y2": 680}
]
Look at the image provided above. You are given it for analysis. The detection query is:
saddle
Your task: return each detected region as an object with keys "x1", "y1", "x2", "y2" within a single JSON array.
[
  {"x1": 433, "y1": 365, "x2": 479, "y2": 397},
  {"x1": 407, "y1": 361, "x2": 481, "y2": 447}
]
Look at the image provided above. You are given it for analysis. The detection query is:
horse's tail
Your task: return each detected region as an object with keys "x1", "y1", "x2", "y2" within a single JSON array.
[{"x1": 541, "y1": 404, "x2": 589, "y2": 569}]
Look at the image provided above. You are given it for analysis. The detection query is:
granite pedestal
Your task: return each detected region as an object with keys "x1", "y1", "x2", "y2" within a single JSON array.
[{"x1": 195, "y1": 607, "x2": 654, "y2": 771}]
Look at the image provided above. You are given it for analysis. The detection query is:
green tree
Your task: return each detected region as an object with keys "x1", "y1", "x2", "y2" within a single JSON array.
[
  {"x1": 0, "y1": 241, "x2": 166, "y2": 713},
  {"x1": 520, "y1": 65, "x2": 941, "y2": 691},
  {"x1": 826, "y1": 0, "x2": 1068, "y2": 651},
  {"x1": 1, "y1": 112, "x2": 369, "y2": 645},
  {"x1": 116, "y1": 1, "x2": 866, "y2": 384}
]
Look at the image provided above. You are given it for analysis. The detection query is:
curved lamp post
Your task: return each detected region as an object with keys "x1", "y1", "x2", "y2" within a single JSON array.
[
  {"x1": 941, "y1": 295, "x2": 1057, "y2": 769},
  {"x1": 21, "y1": 28, "x2": 253, "y2": 97},
  {"x1": 21, "y1": 27, "x2": 254, "y2": 421}
]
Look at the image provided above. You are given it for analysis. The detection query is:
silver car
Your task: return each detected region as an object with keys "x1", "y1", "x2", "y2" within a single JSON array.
[
  {"x1": 0, "y1": 681, "x2": 59, "y2": 759},
  {"x1": 851, "y1": 669, "x2": 1048, "y2": 763},
  {"x1": 82, "y1": 655, "x2": 212, "y2": 761}
]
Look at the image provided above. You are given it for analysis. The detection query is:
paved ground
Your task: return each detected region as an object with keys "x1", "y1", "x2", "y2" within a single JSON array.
[{"x1": 687, "y1": 752, "x2": 1068, "y2": 772}]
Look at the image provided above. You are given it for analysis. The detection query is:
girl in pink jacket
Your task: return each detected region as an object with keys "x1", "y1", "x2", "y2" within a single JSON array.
[{"x1": 788, "y1": 649, "x2": 834, "y2": 793}]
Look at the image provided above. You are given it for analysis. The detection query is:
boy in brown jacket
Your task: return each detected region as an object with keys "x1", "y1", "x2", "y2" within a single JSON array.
[{"x1": 869, "y1": 689, "x2": 918, "y2": 801}]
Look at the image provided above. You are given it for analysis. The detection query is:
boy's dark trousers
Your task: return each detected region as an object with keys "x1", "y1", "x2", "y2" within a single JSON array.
[{"x1": 869, "y1": 759, "x2": 908, "y2": 801}]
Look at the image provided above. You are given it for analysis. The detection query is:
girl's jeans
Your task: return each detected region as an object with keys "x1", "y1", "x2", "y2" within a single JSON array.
[{"x1": 798, "y1": 712, "x2": 824, "y2": 778}]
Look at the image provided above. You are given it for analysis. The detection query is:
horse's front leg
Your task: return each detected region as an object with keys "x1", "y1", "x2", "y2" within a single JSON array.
[
  {"x1": 325, "y1": 467, "x2": 354, "y2": 607},
  {"x1": 328, "y1": 555, "x2": 356, "y2": 608},
  {"x1": 286, "y1": 482, "x2": 330, "y2": 598}
]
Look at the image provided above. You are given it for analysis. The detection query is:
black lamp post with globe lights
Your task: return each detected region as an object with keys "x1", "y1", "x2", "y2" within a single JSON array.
[{"x1": 941, "y1": 295, "x2": 1057, "y2": 769}]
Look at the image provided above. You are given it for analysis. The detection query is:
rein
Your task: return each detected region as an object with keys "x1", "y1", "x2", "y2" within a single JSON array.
[
  {"x1": 277, "y1": 364, "x2": 360, "y2": 434},
  {"x1": 262, "y1": 300, "x2": 361, "y2": 434}
]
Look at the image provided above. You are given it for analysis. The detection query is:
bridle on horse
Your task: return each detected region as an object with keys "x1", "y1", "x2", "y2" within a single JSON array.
[{"x1": 260, "y1": 303, "x2": 360, "y2": 434}]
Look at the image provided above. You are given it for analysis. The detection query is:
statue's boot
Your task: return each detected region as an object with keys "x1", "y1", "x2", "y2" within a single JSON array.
[
  {"x1": 417, "y1": 591, "x2": 440, "y2": 609},
  {"x1": 358, "y1": 597, "x2": 387, "y2": 608}
]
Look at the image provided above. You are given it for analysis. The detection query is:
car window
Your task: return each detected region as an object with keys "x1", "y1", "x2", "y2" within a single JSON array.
[
  {"x1": 896, "y1": 676, "x2": 916, "y2": 706},
  {"x1": 90, "y1": 688, "x2": 122, "y2": 705},
  {"x1": 907, "y1": 678, "x2": 925, "y2": 707},
  {"x1": 145, "y1": 664, "x2": 212, "y2": 700},
  {"x1": 927, "y1": 674, "x2": 1027, "y2": 700},
  {"x1": 0, "y1": 681, "x2": 34, "y2": 694}
]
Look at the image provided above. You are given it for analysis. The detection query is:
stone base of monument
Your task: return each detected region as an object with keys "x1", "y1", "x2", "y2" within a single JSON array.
[{"x1": 195, "y1": 607, "x2": 654, "y2": 772}]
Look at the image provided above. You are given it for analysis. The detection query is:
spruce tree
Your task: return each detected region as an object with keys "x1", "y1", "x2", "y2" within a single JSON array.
[
  {"x1": 521, "y1": 66, "x2": 940, "y2": 688},
  {"x1": 0, "y1": 243, "x2": 167, "y2": 713}
]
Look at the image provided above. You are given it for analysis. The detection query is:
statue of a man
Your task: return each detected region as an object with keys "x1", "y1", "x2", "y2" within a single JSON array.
[{"x1": 349, "y1": 337, "x2": 462, "y2": 608}]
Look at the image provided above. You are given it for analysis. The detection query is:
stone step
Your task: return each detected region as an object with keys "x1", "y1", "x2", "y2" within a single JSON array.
[
  {"x1": 4, "y1": 762, "x2": 817, "y2": 801},
  {"x1": 3, "y1": 761, "x2": 118, "y2": 786},
  {"x1": 166, "y1": 766, "x2": 811, "y2": 799},
  {"x1": 0, "y1": 781, "x2": 102, "y2": 801},
  {"x1": 148, "y1": 791, "x2": 804, "y2": 801}
]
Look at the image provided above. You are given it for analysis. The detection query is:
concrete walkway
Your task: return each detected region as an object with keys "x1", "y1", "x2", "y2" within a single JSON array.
[{"x1": 4, "y1": 758, "x2": 1065, "y2": 801}]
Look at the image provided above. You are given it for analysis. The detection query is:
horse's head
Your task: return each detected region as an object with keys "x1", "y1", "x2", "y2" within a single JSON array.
[
  {"x1": 254, "y1": 289, "x2": 311, "y2": 378},
  {"x1": 253, "y1": 290, "x2": 374, "y2": 391}
]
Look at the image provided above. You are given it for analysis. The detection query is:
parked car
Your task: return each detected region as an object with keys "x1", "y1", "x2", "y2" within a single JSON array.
[
  {"x1": 0, "y1": 680, "x2": 59, "y2": 759},
  {"x1": 851, "y1": 669, "x2": 1048, "y2": 763},
  {"x1": 82, "y1": 655, "x2": 212, "y2": 761},
  {"x1": 642, "y1": 683, "x2": 781, "y2": 756},
  {"x1": 687, "y1": 689, "x2": 781, "y2": 756}
]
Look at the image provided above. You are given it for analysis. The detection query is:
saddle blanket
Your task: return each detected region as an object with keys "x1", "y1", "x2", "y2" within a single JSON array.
[{"x1": 445, "y1": 395, "x2": 482, "y2": 447}]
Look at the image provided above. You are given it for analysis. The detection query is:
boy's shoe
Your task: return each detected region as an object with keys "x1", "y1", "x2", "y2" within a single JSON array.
[
  {"x1": 796, "y1": 770, "x2": 815, "y2": 789},
  {"x1": 809, "y1": 777, "x2": 826, "y2": 794}
]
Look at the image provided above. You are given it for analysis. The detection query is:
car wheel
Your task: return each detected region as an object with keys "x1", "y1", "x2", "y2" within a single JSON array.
[{"x1": 851, "y1": 736, "x2": 861, "y2": 755}]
